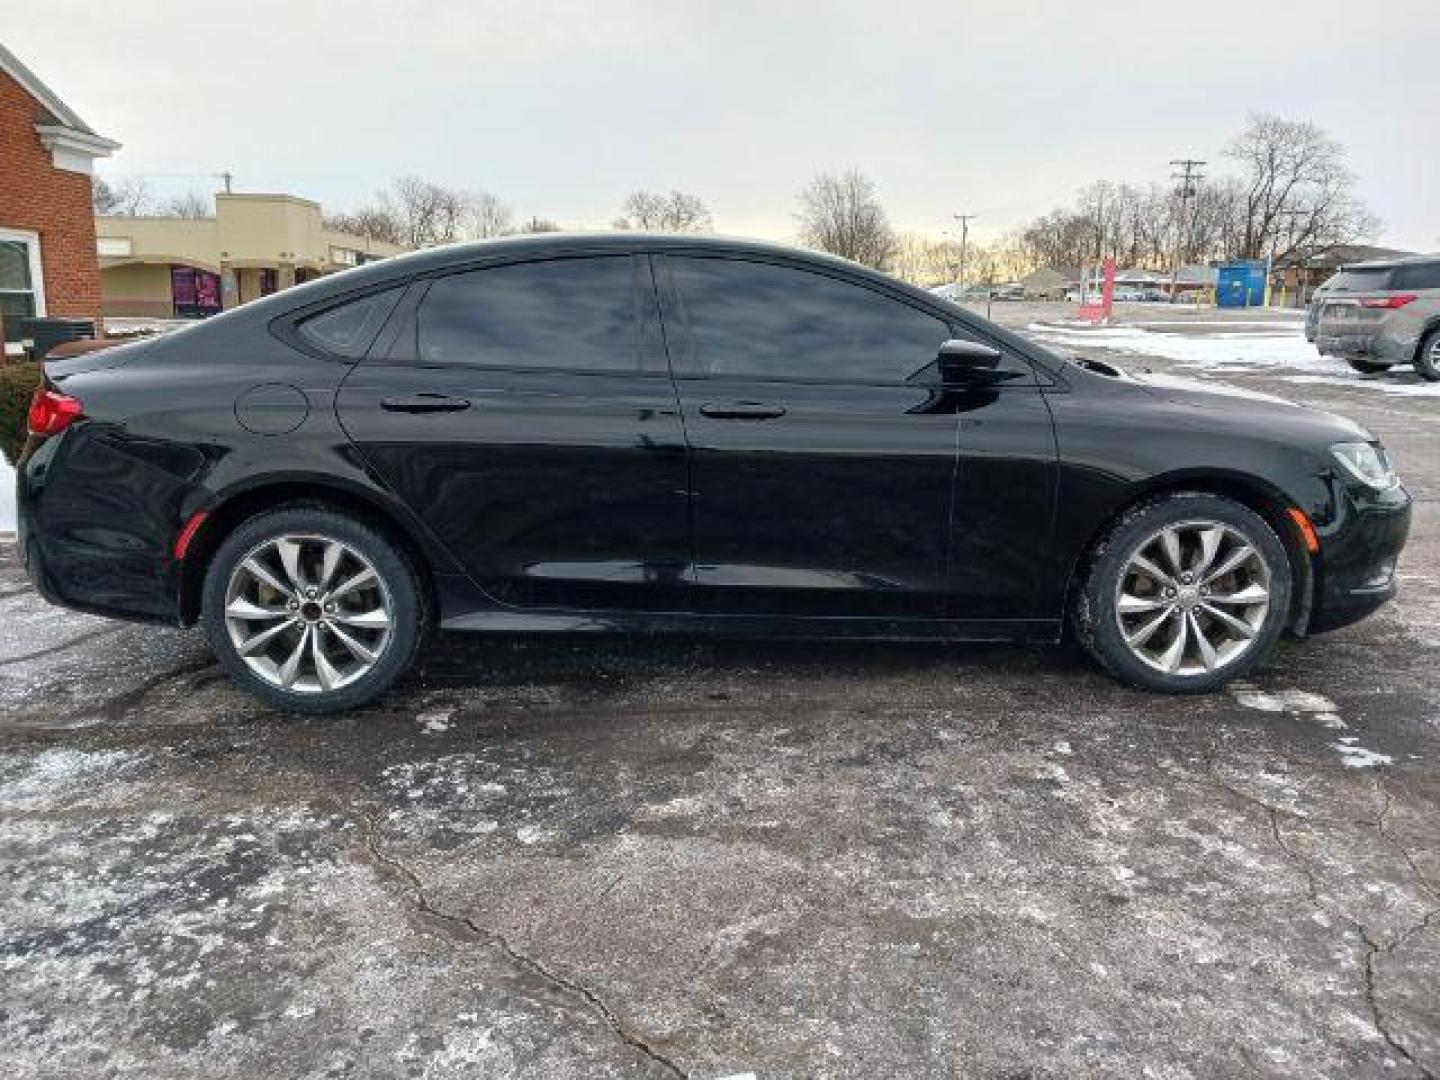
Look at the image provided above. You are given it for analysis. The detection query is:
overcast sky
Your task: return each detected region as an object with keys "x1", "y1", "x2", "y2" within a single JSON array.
[{"x1": 8, "y1": 0, "x2": 1439, "y2": 249}]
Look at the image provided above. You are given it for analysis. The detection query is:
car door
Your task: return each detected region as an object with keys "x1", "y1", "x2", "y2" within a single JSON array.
[
  {"x1": 335, "y1": 253, "x2": 691, "y2": 611},
  {"x1": 656, "y1": 253, "x2": 1058, "y2": 622}
]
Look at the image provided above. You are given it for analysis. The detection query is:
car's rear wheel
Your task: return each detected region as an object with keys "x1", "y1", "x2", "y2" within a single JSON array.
[
  {"x1": 1415, "y1": 329, "x2": 1440, "y2": 382},
  {"x1": 201, "y1": 507, "x2": 429, "y2": 713},
  {"x1": 1073, "y1": 493, "x2": 1292, "y2": 693},
  {"x1": 1346, "y1": 357, "x2": 1392, "y2": 375}
]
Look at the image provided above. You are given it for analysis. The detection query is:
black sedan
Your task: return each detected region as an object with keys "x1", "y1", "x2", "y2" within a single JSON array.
[{"x1": 16, "y1": 235, "x2": 1411, "y2": 711}]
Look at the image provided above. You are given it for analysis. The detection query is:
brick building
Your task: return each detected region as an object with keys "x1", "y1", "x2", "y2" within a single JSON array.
[{"x1": 0, "y1": 43, "x2": 118, "y2": 355}]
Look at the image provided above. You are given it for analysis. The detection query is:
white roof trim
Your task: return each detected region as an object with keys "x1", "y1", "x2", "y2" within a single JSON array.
[
  {"x1": 34, "y1": 124, "x2": 120, "y2": 155},
  {"x1": 0, "y1": 40, "x2": 117, "y2": 147}
]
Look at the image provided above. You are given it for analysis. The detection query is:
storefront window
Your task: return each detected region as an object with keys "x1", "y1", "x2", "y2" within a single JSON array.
[{"x1": 171, "y1": 265, "x2": 223, "y2": 318}]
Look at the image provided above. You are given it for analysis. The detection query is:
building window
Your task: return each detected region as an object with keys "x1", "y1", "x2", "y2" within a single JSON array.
[
  {"x1": 0, "y1": 229, "x2": 46, "y2": 353},
  {"x1": 171, "y1": 266, "x2": 222, "y2": 318}
]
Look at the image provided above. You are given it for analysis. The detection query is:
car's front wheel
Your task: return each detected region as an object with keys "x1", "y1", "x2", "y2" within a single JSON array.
[
  {"x1": 1073, "y1": 493, "x2": 1292, "y2": 693},
  {"x1": 201, "y1": 506, "x2": 429, "y2": 713}
]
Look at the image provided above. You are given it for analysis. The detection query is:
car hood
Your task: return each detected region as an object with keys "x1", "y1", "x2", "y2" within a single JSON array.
[{"x1": 1127, "y1": 369, "x2": 1373, "y2": 443}]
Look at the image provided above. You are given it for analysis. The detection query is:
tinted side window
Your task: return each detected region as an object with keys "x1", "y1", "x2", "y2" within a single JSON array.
[
  {"x1": 670, "y1": 257, "x2": 951, "y2": 382},
  {"x1": 418, "y1": 256, "x2": 638, "y2": 370},
  {"x1": 299, "y1": 287, "x2": 403, "y2": 357},
  {"x1": 1390, "y1": 263, "x2": 1440, "y2": 291}
]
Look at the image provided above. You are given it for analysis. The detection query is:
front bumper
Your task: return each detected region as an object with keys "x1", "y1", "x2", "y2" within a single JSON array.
[{"x1": 1308, "y1": 481, "x2": 1411, "y2": 633}]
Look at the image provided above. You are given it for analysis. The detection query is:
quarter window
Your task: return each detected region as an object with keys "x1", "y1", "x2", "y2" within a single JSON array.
[
  {"x1": 669, "y1": 256, "x2": 952, "y2": 383},
  {"x1": 300, "y1": 287, "x2": 404, "y2": 357},
  {"x1": 1389, "y1": 263, "x2": 1440, "y2": 291},
  {"x1": 417, "y1": 256, "x2": 638, "y2": 371}
]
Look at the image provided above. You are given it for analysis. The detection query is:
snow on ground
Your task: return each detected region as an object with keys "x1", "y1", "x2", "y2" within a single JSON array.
[
  {"x1": 1027, "y1": 322, "x2": 1440, "y2": 397},
  {"x1": 1, "y1": 456, "x2": 14, "y2": 535}
]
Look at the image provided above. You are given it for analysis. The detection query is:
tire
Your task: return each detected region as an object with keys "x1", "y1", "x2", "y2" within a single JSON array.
[
  {"x1": 1415, "y1": 329, "x2": 1440, "y2": 382},
  {"x1": 201, "y1": 506, "x2": 430, "y2": 713},
  {"x1": 1072, "y1": 492, "x2": 1292, "y2": 694},
  {"x1": 1346, "y1": 357, "x2": 1392, "y2": 374}
]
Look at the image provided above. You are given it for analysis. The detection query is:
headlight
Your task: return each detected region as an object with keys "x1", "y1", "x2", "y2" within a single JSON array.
[{"x1": 1331, "y1": 441, "x2": 1399, "y2": 490}]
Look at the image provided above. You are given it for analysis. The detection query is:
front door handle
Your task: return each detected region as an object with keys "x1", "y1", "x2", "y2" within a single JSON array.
[
  {"x1": 380, "y1": 394, "x2": 472, "y2": 414},
  {"x1": 698, "y1": 401, "x2": 787, "y2": 420}
]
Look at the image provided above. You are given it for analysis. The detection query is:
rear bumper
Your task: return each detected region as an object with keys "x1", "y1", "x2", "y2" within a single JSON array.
[
  {"x1": 18, "y1": 428, "x2": 187, "y2": 626},
  {"x1": 1308, "y1": 483, "x2": 1411, "y2": 634},
  {"x1": 1316, "y1": 324, "x2": 1420, "y2": 365}
]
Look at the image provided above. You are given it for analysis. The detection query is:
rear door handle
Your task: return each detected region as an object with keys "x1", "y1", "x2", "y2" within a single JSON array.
[
  {"x1": 380, "y1": 394, "x2": 472, "y2": 414},
  {"x1": 698, "y1": 401, "x2": 787, "y2": 420}
]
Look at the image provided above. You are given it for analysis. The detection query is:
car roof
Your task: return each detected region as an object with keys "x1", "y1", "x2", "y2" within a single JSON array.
[
  {"x1": 1340, "y1": 253, "x2": 1440, "y2": 271},
  {"x1": 340, "y1": 231, "x2": 889, "y2": 285},
  {"x1": 259, "y1": 231, "x2": 974, "y2": 325}
]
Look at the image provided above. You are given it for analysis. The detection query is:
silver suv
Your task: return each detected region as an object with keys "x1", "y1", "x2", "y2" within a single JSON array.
[{"x1": 1315, "y1": 256, "x2": 1440, "y2": 380}]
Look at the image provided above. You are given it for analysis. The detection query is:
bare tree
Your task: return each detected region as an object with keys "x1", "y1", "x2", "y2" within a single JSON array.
[
  {"x1": 92, "y1": 176, "x2": 152, "y2": 216},
  {"x1": 163, "y1": 190, "x2": 214, "y2": 219},
  {"x1": 516, "y1": 215, "x2": 561, "y2": 234},
  {"x1": 613, "y1": 190, "x2": 712, "y2": 232},
  {"x1": 325, "y1": 206, "x2": 406, "y2": 246},
  {"x1": 1226, "y1": 114, "x2": 1376, "y2": 260},
  {"x1": 377, "y1": 175, "x2": 472, "y2": 248},
  {"x1": 892, "y1": 232, "x2": 961, "y2": 288},
  {"x1": 464, "y1": 192, "x2": 514, "y2": 239},
  {"x1": 795, "y1": 170, "x2": 897, "y2": 270}
]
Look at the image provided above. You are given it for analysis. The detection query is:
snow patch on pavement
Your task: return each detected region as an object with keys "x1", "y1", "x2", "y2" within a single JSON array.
[
  {"x1": 1228, "y1": 685, "x2": 1400, "y2": 769},
  {"x1": 416, "y1": 708, "x2": 454, "y2": 735},
  {"x1": 1, "y1": 456, "x2": 14, "y2": 534},
  {"x1": 1331, "y1": 738, "x2": 1393, "y2": 770},
  {"x1": 1026, "y1": 322, "x2": 1440, "y2": 396}
]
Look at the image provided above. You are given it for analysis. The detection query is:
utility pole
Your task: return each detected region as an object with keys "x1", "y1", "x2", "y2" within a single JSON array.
[
  {"x1": 952, "y1": 213, "x2": 977, "y2": 299},
  {"x1": 1168, "y1": 158, "x2": 1205, "y2": 300}
]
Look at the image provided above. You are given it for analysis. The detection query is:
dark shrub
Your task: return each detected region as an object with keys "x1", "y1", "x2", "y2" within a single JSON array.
[{"x1": 0, "y1": 362, "x2": 41, "y2": 466}]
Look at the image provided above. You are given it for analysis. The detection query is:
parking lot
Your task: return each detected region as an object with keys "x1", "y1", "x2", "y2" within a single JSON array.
[{"x1": 3, "y1": 304, "x2": 1437, "y2": 1078}]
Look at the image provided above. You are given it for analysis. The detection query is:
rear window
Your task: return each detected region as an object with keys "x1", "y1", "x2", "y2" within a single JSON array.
[
  {"x1": 1389, "y1": 262, "x2": 1440, "y2": 291},
  {"x1": 1329, "y1": 267, "x2": 1393, "y2": 292},
  {"x1": 299, "y1": 287, "x2": 404, "y2": 357}
]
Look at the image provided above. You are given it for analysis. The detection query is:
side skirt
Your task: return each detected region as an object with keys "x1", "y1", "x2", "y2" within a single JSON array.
[{"x1": 441, "y1": 608, "x2": 1062, "y2": 645}]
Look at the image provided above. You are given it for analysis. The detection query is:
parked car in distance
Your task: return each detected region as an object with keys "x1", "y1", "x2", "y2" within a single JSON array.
[
  {"x1": 1314, "y1": 256, "x2": 1440, "y2": 379},
  {"x1": 1141, "y1": 288, "x2": 1170, "y2": 303},
  {"x1": 17, "y1": 234, "x2": 1412, "y2": 711},
  {"x1": 991, "y1": 283, "x2": 1026, "y2": 302}
]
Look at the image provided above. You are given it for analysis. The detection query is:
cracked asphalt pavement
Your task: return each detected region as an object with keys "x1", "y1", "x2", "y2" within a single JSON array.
[{"x1": 2, "y1": 305, "x2": 1437, "y2": 1078}]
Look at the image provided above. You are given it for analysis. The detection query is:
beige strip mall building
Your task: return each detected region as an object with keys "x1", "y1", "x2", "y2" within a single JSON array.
[{"x1": 96, "y1": 193, "x2": 404, "y2": 320}]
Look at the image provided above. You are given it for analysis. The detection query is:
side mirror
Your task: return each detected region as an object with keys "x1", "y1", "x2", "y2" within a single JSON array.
[{"x1": 937, "y1": 339, "x2": 1003, "y2": 384}]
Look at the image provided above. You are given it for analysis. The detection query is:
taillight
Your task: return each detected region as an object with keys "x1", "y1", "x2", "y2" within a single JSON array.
[
  {"x1": 27, "y1": 387, "x2": 84, "y2": 436},
  {"x1": 1360, "y1": 294, "x2": 1418, "y2": 309}
]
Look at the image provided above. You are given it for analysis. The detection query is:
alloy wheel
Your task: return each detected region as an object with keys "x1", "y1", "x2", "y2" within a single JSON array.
[
  {"x1": 1113, "y1": 519, "x2": 1272, "y2": 677},
  {"x1": 223, "y1": 534, "x2": 394, "y2": 693}
]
